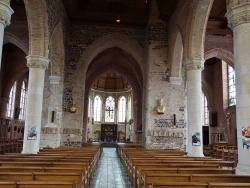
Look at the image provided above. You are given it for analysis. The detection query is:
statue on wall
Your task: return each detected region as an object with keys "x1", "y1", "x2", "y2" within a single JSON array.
[
  {"x1": 69, "y1": 100, "x2": 77, "y2": 113},
  {"x1": 225, "y1": 111, "x2": 232, "y2": 132},
  {"x1": 156, "y1": 99, "x2": 165, "y2": 114}
]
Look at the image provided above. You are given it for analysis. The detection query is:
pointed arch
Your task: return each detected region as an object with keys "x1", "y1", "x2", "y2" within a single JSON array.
[
  {"x1": 23, "y1": 0, "x2": 49, "y2": 56},
  {"x1": 183, "y1": 0, "x2": 214, "y2": 62},
  {"x1": 170, "y1": 27, "x2": 183, "y2": 77},
  {"x1": 78, "y1": 33, "x2": 145, "y2": 77},
  {"x1": 202, "y1": 80, "x2": 213, "y2": 112},
  {"x1": 204, "y1": 48, "x2": 234, "y2": 68},
  {"x1": 118, "y1": 96, "x2": 126, "y2": 123},
  {"x1": 93, "y1": 95, "x2": 102, "y2": 122},
  {"x1": 4, "y1": 32, "x2": 28, "y2": 55},
  {"x1": 49, "y1": 21, "x2": 65, "y2": 76}
]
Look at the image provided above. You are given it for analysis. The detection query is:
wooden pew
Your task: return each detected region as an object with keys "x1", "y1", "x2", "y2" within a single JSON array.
[
  {"x1": 0, "y1": 181, "x2": 16, "y2": 188},
  {"x1": 152, "y1": 182, "x2": 250, "y2": 188},
  {"x1": 130, "y1": 159, "x2": 229, "y2": 187},
  {"x1": 0, "y1": 172, "x2": 84, "y2": 187},
  {"x1": 18, "y1": 181, "x2": 77, "y2": 188},
  {"x1": 136, "y1": 168, "x2": 235, "y2": 188},
  {"x1": 141, "y1": 174, "x2": 250, "y2": 188},
  {"x1": 128, "y1": 158, "x2": 234, "y2": 180},
  {"x1": 132, "y1": 163, "x2": 219, "y2": 187},
  {"x1": 0, "y1": 145, "x2": 101, "y2": 187},
  {"x1": 0, "y1": 166, "x2": 88, "y2": 186}
]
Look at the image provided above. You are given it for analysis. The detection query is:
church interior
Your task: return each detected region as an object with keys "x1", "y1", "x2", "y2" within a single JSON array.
[{"x1": 1, "y1": 0, "x2": 250, "y2": 187}]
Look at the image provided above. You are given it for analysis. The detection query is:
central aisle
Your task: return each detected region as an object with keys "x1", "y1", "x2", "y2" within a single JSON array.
[{"x1": 90, "y1": 147, "x2": 131, "y2": 188}]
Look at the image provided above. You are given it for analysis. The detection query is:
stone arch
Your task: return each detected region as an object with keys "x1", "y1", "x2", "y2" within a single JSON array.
[
  {"x1": 170, "y1": 27, "x2": 183, "y2": 77},
  {"x1": 202, "y1": 80, "x2": 213, "y2": 112},
  {"x1": 23, "y1": 0, "x2": 49, "y2": 56},
  {"x1": 49, "y1": 21, "x2": 65, "y2": 77},
  {"x1": 183, "y1": 0, "x2": 214, "y2": 62},
  {"x1": 81, "y1": 45, "x2": 143, "y2": 143},
  {"x1": 78, "y1": 33, "x2": 145, "y2": 77},
  {"x1": 2, "y1": 69, "x2": 28, "y2": 98},
  {"x1": 4, "y1": 32, "x2": 28, "y2": 55},
  {"x1": 204, "y1": 48, "x2": 234, "y2": 68}
]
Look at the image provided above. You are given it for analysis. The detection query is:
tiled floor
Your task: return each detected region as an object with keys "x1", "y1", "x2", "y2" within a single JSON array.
[{"x1": 90, "y1": 147, "x2": 131, "y2": 188}]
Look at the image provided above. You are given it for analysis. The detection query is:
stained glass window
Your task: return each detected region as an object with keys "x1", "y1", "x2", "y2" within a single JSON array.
[
  {"x1": 93, "y1": 96, "x2": 102, "y2": 122},
  {"x1": 118, "y1": 96, "x2": 126, "y2": 122},
  {"x1": 19, "y1": 81, "x2": 27, "y2": 120},
  {"x1": 228, "y1": 65, "x2": 236, "y2": 106},
  {"x1": 88, "y1": 97, "x2": 92, "y2": 117},
  {"x1": 105, "y1": 96, "x2": 115, "y2": 122},
  {"x1": 202, "y1": 92, "x2": 209, "y2": 126},
  {"x1": 127, "y1": 95, "x2": 132, "y2": 121},
  {"x1": 6, "y1": 81, "x2": 16, "y2": 118}
]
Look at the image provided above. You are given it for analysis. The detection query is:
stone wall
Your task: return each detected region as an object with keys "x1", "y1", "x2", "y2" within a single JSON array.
[
  {"x1": 40, "y1": 0, "x2": 68, "y2": 148},
  {"x1": 63, "y1": 23, "x2": 147, "y2": 110},
  {"x1": 61, "y1": 23, "x2": 146, "y2": 145},
  {"x1": 144, "y1": 21, "x2": 186, "y2": 150}
]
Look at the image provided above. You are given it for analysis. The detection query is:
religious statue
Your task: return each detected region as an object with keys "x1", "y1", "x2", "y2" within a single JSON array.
[
  {"x1": 156, "y1": 99, "x2": 165, "y2": 114},
  {"x1": 226, "y1": 111, "x2": 232, "y2": 132},
  {"x1": 69, "y1": 100, "x2": 77, "y2": 113}
]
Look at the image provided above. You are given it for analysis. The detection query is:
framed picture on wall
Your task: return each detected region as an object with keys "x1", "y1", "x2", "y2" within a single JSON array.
[{"x1": 192, "y1": 132, "x2": 201, "y2": 146}]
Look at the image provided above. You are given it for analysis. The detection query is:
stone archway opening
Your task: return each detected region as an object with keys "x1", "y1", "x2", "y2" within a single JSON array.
[{"x1": 83, "y1": 47, "x2": 143, "y2": 144}]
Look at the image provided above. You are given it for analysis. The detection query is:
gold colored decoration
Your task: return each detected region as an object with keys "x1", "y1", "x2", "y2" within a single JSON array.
[
  {"x1": 156, "y1": 99, "x2": 165, "y2": 114},
  {"x1": 69, "y1": 100, "x2": 77, "y2": 113}
]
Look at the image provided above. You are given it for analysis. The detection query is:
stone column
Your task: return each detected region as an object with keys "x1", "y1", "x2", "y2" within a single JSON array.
[
  {"x1": 0, "y1": 0, "x2": 13, "y2": 69},
  {"x1": 22, "y1": 56, "x2": 49, "y2": 154},
  {"x1": 226, "y1": 0, "x2": 250, "y2": 175},
  {"x1": 185, "y1": 59, "x2": 204, "y2": 157}
]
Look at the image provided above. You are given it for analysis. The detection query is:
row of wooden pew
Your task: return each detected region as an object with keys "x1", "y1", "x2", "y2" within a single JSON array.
[
  {"x1": 0, "y1": 145, "x2": 101, "y2": 187},
  {"x1": 0, "y1": 140, "x2": 23, "y2": 154},
  {"x1": 117, "y1": 145, "x2": 250, "y2": 188},
  {"x1": 211, "y1": 145, "x2": 238, "y2": 163}
]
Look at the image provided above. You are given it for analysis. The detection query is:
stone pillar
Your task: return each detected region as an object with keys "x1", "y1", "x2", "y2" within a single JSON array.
[
  {"x1": 226, "y1": 0, "x2": 250, "y2": 175},
  {"x1": 185, "y1": 59, "x2": 204, "y2": 157},
  {"x1": 0, "y1": 0, "x2": 13, "y2": 69},
  {"x1": 22, "y1": 56, "x2": 49, "y2": 154}
]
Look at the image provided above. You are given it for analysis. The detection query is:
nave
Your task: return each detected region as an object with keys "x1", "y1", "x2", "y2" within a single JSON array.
[{"x1": 90, "y1": 147, "x2": 131, "y2": 188}]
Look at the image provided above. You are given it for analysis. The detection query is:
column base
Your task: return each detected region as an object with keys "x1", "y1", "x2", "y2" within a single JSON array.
[
  {"x1": 236, "y1": 163, "x2": 250, "y2": 175},
  {"x1": 21, "y1": 150, "x2": 38, "y2": 154},
  {"x1": 187, "y1": 150, "x2": 204, "y2": 157},
  {"x1": 187, "y1": 154, "x2": 204, "y2": 157}
]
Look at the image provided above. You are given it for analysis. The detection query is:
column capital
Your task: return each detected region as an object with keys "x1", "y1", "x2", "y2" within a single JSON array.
[
  {"x1": 226, "y1": 0, "x2": 250, "y2": 29},
  {"x1": 184, "y1": 59, "x2": 204, "y2": 71},
  {"x1": 49, "y1": 75, "x2": 61, "y2": 85},
  {"x1": 169, "y1": 77, "x2": 182, "y2": 85},
  {"x1": 26, "y1": 55, "x2": 49, "y2": 70},
  {"x1": 0, "y1": 1, "x2": 13, "y2": 26}
]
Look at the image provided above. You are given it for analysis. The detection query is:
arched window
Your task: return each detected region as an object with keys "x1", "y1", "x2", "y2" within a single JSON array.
[
  {"x1": 88, "y1": 97, "x2": 92, "y2": 118},
  {"x1": 19, "y1": 81, "x2": 27, "y2": 120},
  {"x1": 105, "y1": 96, "x2": 115, "y2": 122},
  {"x1": 228, "y1": 65, "x2": 236, "y2": 106},
  {"x1": 127, "y1": 95, "x2": 132, "y2": 121},
  {"x1": 93, "y1": 96, "x2": 102, "y2": 122},
  {"x1": 118, "y1": 96, "x2": 126, "y2": 123},
  {"x1": 6, "y1": 81, "x2": 17, "y2": 118},
  {"x1": 202, "y1": 92, "x2": 209, "y2": 126}
]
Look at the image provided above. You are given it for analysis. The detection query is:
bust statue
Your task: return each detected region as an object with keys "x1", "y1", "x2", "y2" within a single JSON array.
[
  {"x1": 156, "y1": 99, "x2": 165, "y2": 114},
  {"x1": 69, "y1": 100, "x2": 77, "y2": 113}
]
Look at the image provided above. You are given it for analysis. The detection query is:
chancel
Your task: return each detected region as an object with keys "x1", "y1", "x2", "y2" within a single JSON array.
[{"x1": 1, "y1": 0, "x2": 250, "y2": 187}]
